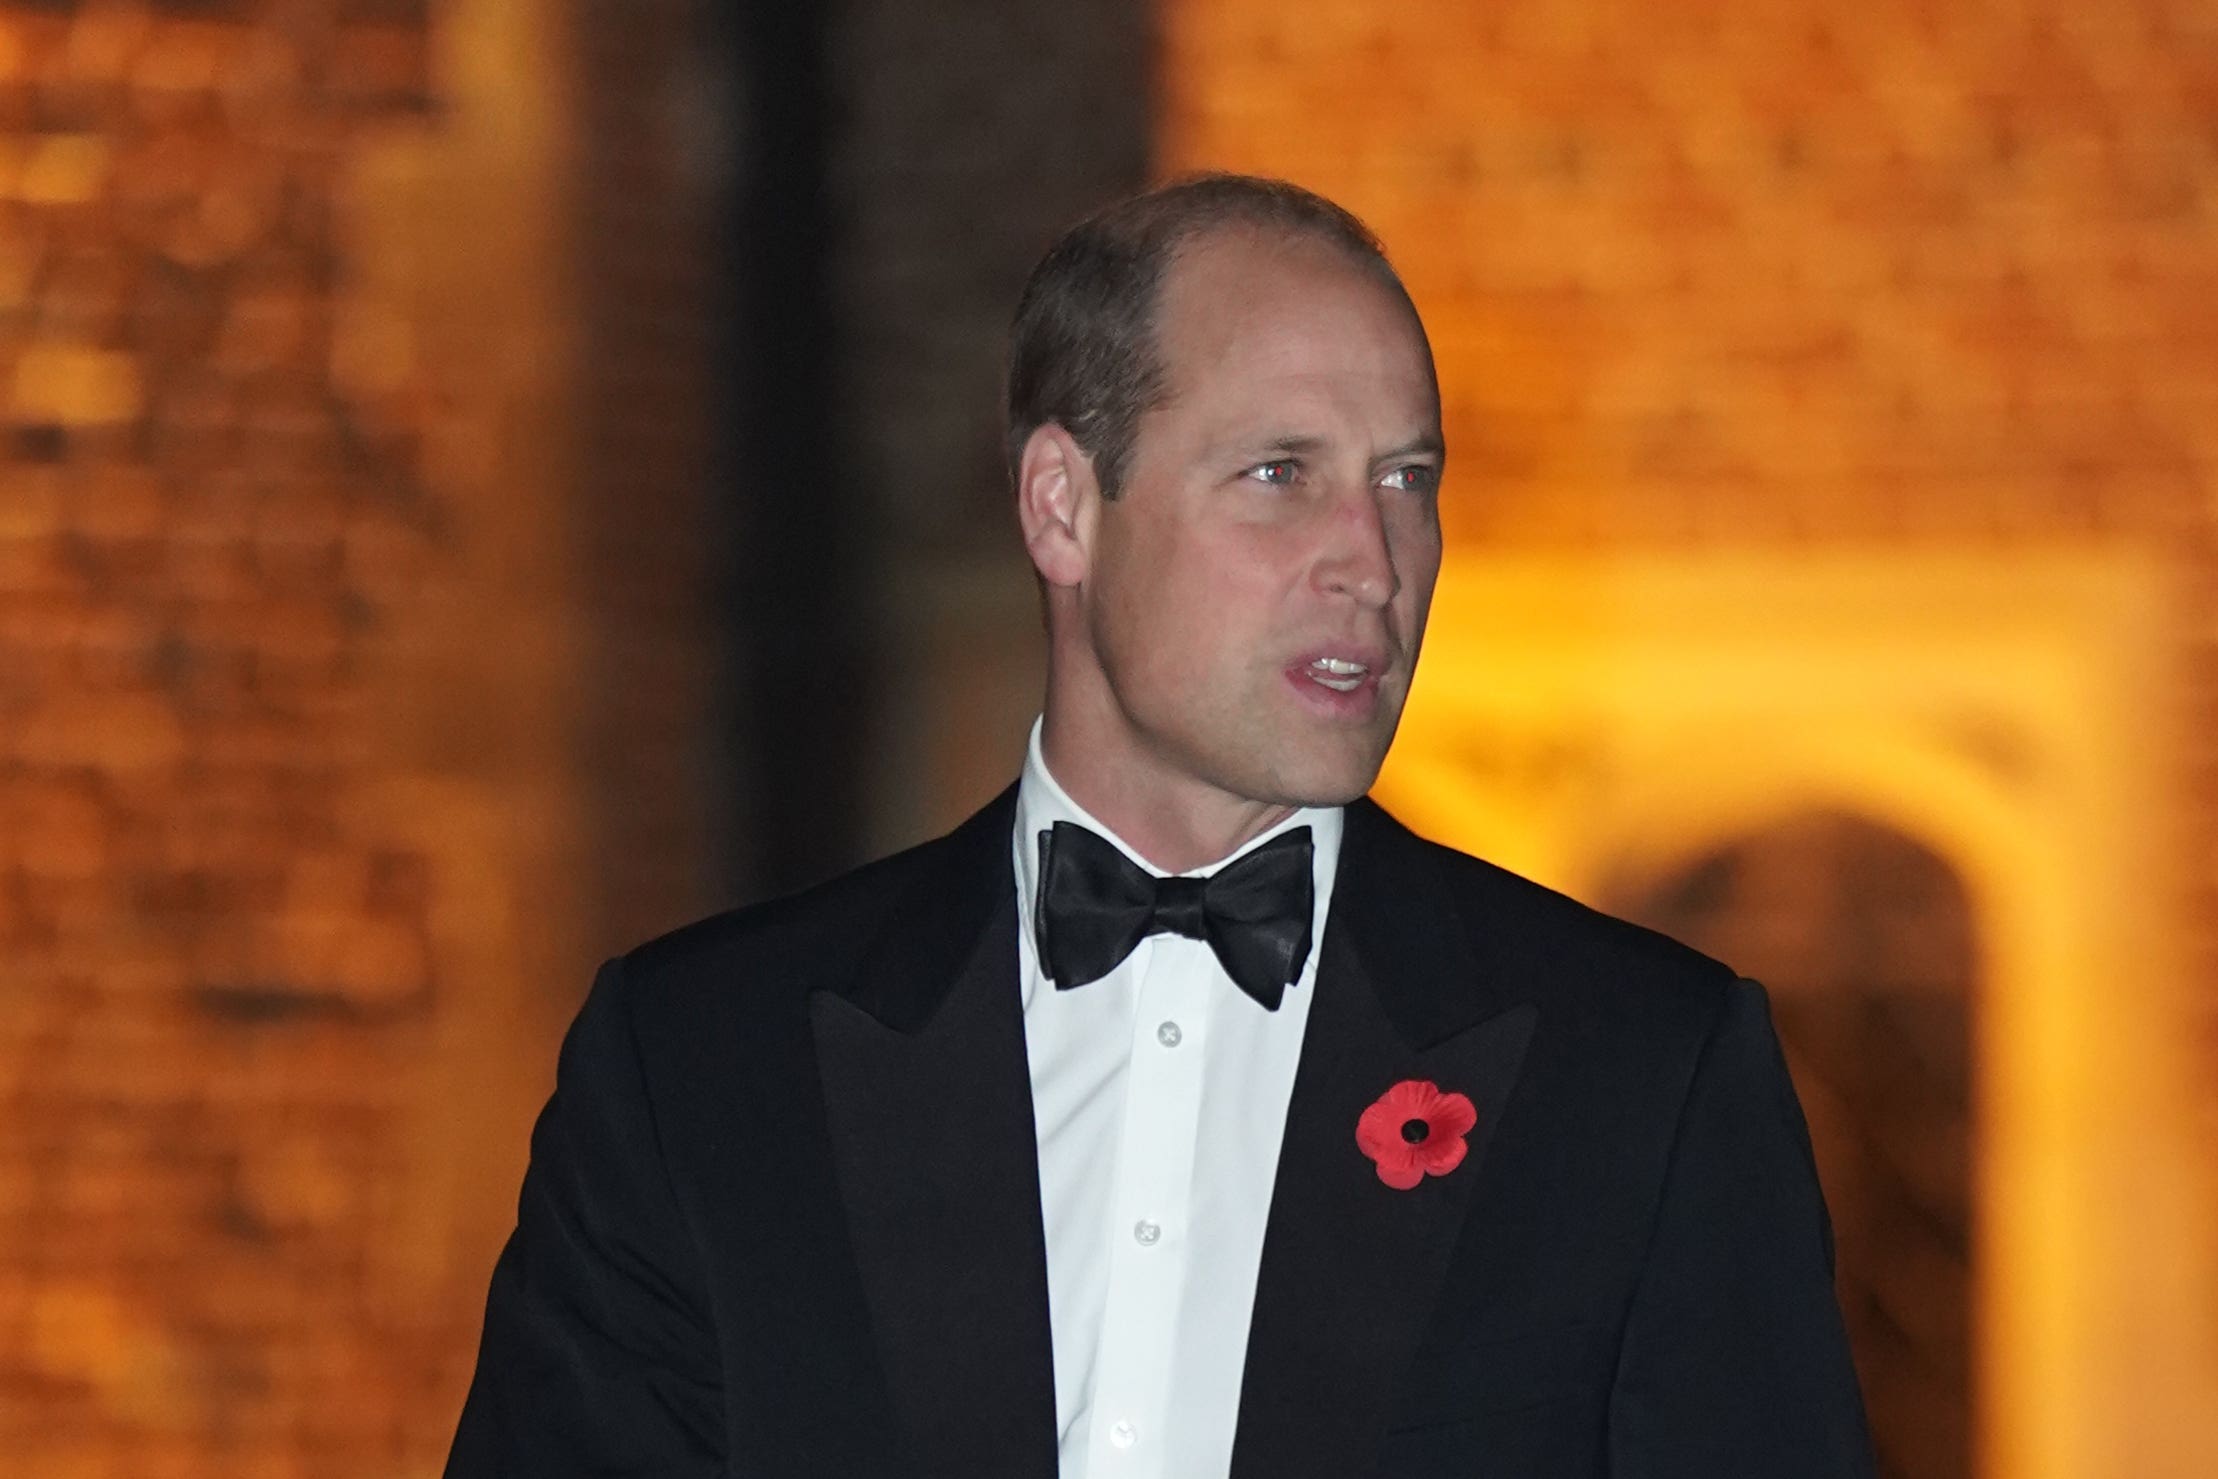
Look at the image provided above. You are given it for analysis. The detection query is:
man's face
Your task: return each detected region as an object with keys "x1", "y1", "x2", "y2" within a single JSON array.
[{"x1": 1070, "y1": 227, "x2": 1444, "y2": 814}]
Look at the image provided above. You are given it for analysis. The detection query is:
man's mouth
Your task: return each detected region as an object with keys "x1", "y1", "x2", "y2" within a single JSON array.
[{"x1": 1303, "y1": 656, "x2": 1371, "y2": 693}]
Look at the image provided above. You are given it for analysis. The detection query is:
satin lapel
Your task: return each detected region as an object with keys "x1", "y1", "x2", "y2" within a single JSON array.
[
  {"x1": 1230, "y1": 801, "x2": 1537, "y2": 1479},
  {"x1": 810, "y1": 805, "x2": 1058, "y2": 1479}
]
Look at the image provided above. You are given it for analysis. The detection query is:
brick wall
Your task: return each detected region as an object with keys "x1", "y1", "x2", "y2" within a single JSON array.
[
  {"x1": 0, "y1": 0, "x2": 727, "y2": 1473},
  {"x1": 1163, "y1": 0, "x2": 2218, "y2": 550},
  {"x1": 0, "y1": 3, "x2": 451, "y2": 1474}
]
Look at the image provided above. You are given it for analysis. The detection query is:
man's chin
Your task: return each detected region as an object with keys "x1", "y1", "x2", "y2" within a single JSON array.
[{"x1": 1256, "y1": 742, "x2": 1392, "y2": 810}]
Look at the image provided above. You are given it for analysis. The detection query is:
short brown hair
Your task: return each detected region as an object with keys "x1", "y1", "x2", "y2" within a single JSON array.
[{"x1": 1005, "y1": 173, "x2": 1427, "y2": 498}]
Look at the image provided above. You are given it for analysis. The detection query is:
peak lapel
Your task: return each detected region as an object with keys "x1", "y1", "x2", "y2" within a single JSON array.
[
  {"x1": 1230, "y1": 800, "x2": 1537, "y2": 1479},
  {"x1": 810, "y1": 788, "x2": 1059, "y2": 1479}
]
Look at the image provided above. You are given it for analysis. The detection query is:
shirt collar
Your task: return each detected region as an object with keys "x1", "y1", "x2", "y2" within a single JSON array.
[{"x1": 1012, "y1": 717, "x2": 1344, "y2": 1000}]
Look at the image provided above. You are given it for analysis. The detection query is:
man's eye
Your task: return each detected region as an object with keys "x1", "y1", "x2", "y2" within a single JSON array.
[
  {"x1": 1381, "y1": 464, "x2": 1439, "y2": 495},
  {"x1": 1246, "y1": 459, "x2": 1299, "y2": 486}
]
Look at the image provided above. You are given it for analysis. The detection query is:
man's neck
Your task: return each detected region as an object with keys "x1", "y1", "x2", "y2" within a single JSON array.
[{"x1": 1037, "y1": 717, "x2": 1297, "y2": 875}]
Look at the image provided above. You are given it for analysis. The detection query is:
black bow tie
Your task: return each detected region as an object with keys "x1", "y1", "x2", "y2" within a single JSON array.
[{"x1": 1034, "y1": 821, "x2": 1315, "y2": 1010}]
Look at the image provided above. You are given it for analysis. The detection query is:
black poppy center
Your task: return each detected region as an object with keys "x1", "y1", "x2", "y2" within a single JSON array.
[{"x1": 1399, "y1": 1117, "x2": 1431, "y2": 1144}]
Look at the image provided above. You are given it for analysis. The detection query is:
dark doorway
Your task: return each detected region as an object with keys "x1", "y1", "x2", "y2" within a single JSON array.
[{"x1": 1605, "y1": 810, "x2": 1979, "y2": 1479}]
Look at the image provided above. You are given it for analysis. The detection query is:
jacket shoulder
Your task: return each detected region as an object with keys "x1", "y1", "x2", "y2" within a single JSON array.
[
  {"x1": 624, "y1": 841, "x2": 926, "y2": 984},
  {"x1": 611, "y1": 788, "x2": 1017, "y2": 1033},
  {"x1": 1401, "y1": 819, "x2": 1743, "y2": 1034}
]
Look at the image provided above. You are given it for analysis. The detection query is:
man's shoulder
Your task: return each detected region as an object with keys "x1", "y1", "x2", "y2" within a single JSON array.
[
  {"x1": 1369, "y1": 803, "x2": 1740, "y2": 1035},
  {"x1": 611, "y1": 789, "x2": 1016, "y2": 1031},
  {"x1": 1430, "y1": 832, "x2": 1732, "y2": 980},
  {"x1": 624, "y1": 837, "x2": 935, "y2": 977}
]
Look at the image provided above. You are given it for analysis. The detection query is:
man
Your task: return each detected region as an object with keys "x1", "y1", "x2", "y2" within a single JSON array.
[{"x1": 448, "y1": 175, "x2": 1873, "y2": 1478}]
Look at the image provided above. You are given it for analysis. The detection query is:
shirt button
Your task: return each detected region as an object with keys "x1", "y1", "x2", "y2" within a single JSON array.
[
  {"x1": 1110, "y1": 1419, "x2": 1137, "y2": 1449},
  {"x1": 1133, "y1": 1219, "x2": 1161, "y2": 1246},
  {"x1": 1155, "y1": 1020, "x2": 1182, "y2": 1047}
]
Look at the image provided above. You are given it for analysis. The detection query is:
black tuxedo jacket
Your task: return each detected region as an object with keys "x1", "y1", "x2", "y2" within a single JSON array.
[{"x1": 448, "y1": 790, "x2": 1873, "y2": 1478}]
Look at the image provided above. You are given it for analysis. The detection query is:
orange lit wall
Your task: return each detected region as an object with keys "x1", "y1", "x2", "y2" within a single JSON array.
[
  {"x1": 1160, "y1": 2, "x2": 2218, "y2": 1475},
  {"x1": 0, "y1": 7, "x2": 456, "y2": 1474},
  {"x1": 0, "y1": 2, "x2": 720, "y2": 1475},
  {"x1": 1165, "y1": 0, "x2": 2218, "y2": 551}
]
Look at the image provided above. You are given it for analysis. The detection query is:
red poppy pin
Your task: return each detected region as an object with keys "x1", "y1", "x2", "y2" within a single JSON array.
[{"x1": 1357, "y1": 1079, "x2": 1478, "y2": 1190}]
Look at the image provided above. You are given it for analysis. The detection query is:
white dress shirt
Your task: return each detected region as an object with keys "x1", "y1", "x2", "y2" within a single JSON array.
[{"x1": 1012, "y1": 719, "x2": 1344, "y2": 1479}]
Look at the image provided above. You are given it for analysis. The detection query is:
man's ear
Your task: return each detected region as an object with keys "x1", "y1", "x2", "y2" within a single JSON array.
[{"x1": 1015, "y1": 423, "x2": 1097, "y2": 589}]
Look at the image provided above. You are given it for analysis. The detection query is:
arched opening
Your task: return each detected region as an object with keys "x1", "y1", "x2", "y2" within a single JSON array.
[{"x1": 1603, "y1": 810, "x2": 1980, "y2": 1479}]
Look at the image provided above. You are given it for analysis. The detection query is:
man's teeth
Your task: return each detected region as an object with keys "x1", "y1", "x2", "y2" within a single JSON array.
[{"x1": 1307, "y1": 657, "x2": 1368, "y2": 692}]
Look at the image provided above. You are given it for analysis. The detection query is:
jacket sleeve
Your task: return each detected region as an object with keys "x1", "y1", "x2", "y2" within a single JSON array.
[
  {"x1": 446, "y1": 956, "x2": 727, "y2": 1477},
  {"x1": 1607, "y1": 977, "x2": 1876, "y2": 1478}
]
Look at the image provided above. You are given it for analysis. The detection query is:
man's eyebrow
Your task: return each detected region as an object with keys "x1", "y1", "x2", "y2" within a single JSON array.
[
  {"x1": 1375, "y1": 433, "x2": 1447, "y2": 461},
  {"x1": 1222, "y1": 431, "x2": 1446, "y2": 460}
]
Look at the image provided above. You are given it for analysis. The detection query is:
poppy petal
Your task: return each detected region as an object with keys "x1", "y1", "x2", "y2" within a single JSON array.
[
  {"x1": 1373, "y1": 1153, "x2": 1425, "y2": 1190},
  {"x1": 1419, "y1": 1134, "x2": 1469, "y2": 1177},
  {"x1": 1355, "y1": 1101, "x2": 1399, "y2": 1160},
  {"x1": 1382, "y1": 1081, "x2": 1430, "y2": 1118},
  {"x1": 1431, "y1": 1091, "x2": 1478, "y2": 1140}
]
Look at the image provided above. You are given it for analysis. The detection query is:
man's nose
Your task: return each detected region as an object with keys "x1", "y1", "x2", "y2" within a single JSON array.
[{"x1": 1315, "y1": 485, "x2": 1399, "y2": 608}]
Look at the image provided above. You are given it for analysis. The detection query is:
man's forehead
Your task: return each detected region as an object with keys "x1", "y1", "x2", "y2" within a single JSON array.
[
  {"x1": 1160, "y1": 227, "x2": 1428, "y2": 350},
  {"x1": 1157, "y1": 226, "x2": 1393, "y2": 327},
  {"x1": 1145, "y1": 229, "x2": 1440, "y2": 433}
]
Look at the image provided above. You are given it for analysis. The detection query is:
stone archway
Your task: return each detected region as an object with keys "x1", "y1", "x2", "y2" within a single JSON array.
[{"x1": 1604, "y1": 811, "x2": 1979, "y2": 1479}]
